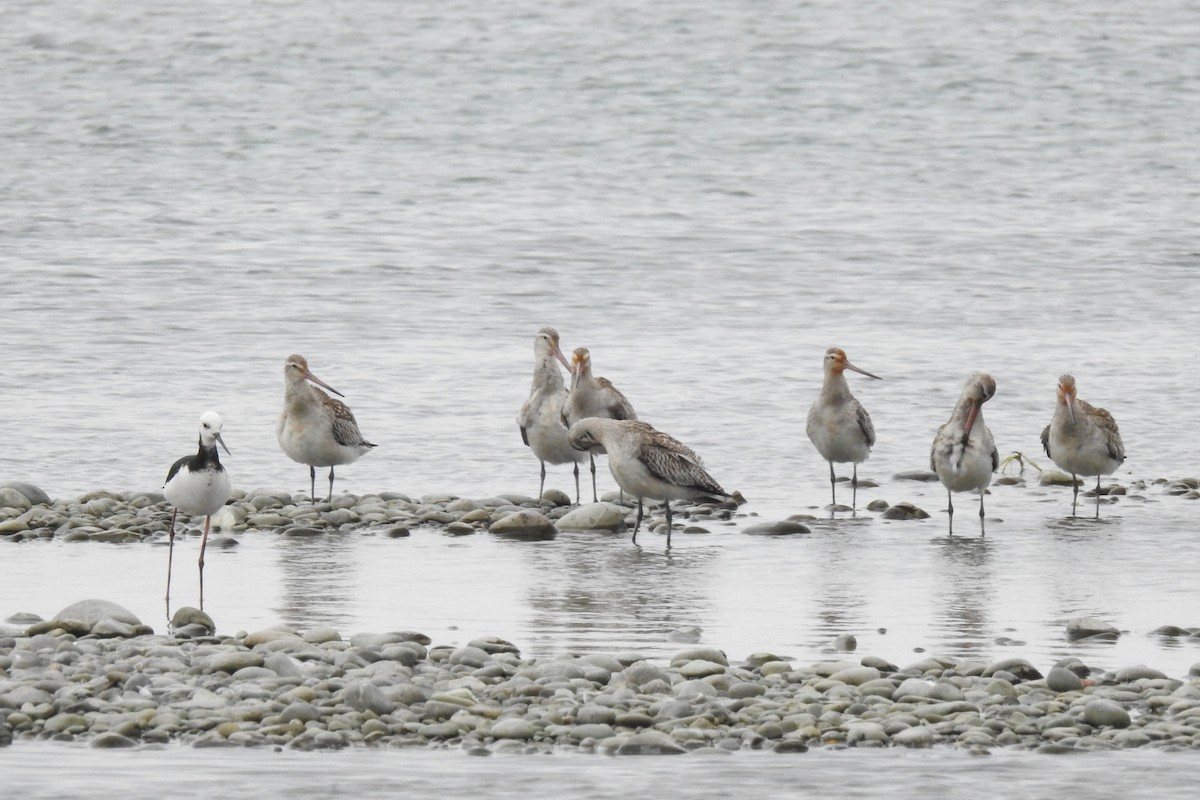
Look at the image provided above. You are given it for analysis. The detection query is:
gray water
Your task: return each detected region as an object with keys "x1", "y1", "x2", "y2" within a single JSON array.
[{"x1": 2, "y1": 0, "x2": 1199, "y2": 794}]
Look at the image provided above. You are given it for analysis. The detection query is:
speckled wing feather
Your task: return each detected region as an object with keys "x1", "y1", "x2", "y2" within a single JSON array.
[
  {"x1": 855, "y1": 400, "x2": 875, "y2": 448},
  {"x1": 1082, "y1": 400, "x2": 1125, "y2": 463},
  {"x1": 636, "y1": 424, "x2": 727, "y2": 497},
  {"x1": 320, "y1": 392, "x2": 376, "y2": 448}
]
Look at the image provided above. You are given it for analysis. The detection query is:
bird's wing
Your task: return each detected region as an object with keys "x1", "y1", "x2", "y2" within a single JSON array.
[
  {"x1": 1040, "y1": 424, "x2": 1051, "y2": 459},
  {"x1": 519, "y1": 424, "x2": 529, "y2": 446},
  {"x1": 1085, "y1": 402, "x2": 1126, "y2": 463},
  {"x1": 990, "y1": 443, "x2": 1000, "y2": 473},
  {"x1": 855, "y1": 401, "x2": 876, "y2": 448},
  {"x1": 164, "y1": 455, "x2": 189, "y2": 487},
  {"x1": 321, "y1": 393, "x2": 374, "y2": 448},
  {"x1": 638, "y1": 429, "x2": 727, "y2": 497}
]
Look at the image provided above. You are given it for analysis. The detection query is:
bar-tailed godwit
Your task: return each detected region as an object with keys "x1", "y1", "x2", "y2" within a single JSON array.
[
  {"x1": 164, "y1": 411, "x2": 231, "y2": 614},
  {"x1": 1040, "y1": 374, "x2": 1125, "y2": 518},
  {"x1": 805, "y1": 347, "x2": 881, "y2": 510},
  {"x1": 277, "y1": 354, "x2": 376, "y2": 502},
  {"x1": 930, "y1": 372, "x2": 998, "y2": 535},
  {"x1": 567, "y1": 418, "x2": 743, "y2": 547},
  {"x1": 561, "y1": 346, "x2": 638, "y2": 502},
  {"x1": 518, "y1": 328, "x2": 585, "y2": 502}
]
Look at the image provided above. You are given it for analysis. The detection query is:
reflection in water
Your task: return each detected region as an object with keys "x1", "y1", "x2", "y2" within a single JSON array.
[
  {"x1": 929, "y1": 534, "x2": 996, "y2": 658},
  {"x1": 515, "y1": 530, "x2": 723, "y2": 658},
  {"x1": 800, "y1": 519, "x2": 875, "y2": 653},
  {"x1": 272, "y1": 533, "x2": 359, "y2": 631}
]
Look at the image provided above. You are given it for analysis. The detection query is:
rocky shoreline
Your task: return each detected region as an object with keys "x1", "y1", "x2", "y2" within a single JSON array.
[{"x1": 2, "y1": 599, "x2": 1199, "y2": 754}]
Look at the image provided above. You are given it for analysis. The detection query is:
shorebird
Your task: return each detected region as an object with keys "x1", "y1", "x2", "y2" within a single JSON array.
[
  {"x1": 518, "y1": 327, "x2": 585, "y2": 502},
  {"x1": 805, "y1": 347, "x2": 881, "y2": 510},
  {"x1": 930, "y1": 373, "x2": 998, "y2": 535},
  {"x1": 568, "y1": 418, "x2": 743, "y2": 547},
  {"x1": 164, "y1": 411, "x2": 231, "y2": 614},
  {"x1": 1040, "y1": 374, "x2": 1125, "y2": 518},
  {"x1": 561, "y1": 346, "x2": 638, "y2": 502},
  {"x1": 277, "y1": 354, "x2": 376, "y2": 502}
]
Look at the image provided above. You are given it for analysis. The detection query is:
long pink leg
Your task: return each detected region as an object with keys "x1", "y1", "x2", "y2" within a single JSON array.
[
  {"x1": 198, "y1": 516, "x2": 211, "y2": 611},
  {"x1": 166, "y1": 508, "x2": 178, "y2": 623}
]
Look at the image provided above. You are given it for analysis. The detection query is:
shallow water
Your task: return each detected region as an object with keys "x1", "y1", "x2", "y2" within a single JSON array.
[
  {"x1": 1, "y1": 746, "x2": 1198, "y2": 800},
  {"x1": 2, "y1": 0, "x2": 1199, "y2": 788}
]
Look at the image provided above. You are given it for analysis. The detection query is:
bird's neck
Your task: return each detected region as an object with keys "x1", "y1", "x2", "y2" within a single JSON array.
[{"x1": 532, "y1": 357, "x2": 565, "y2": 393}]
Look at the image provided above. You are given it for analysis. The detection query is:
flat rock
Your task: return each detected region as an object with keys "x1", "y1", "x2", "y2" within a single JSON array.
[
  {"x1": 742, "y1": 520, "x2": 811, "y2": 536},
  {"x1": 615, "y1": 730, "x2": 687, "y2": 755},
  {"x1": 1, "y1": 481, "x2": 51, "y2": 506},
  {"x1": 555, "y1": 502, "x2": 627, "y2": 532},
  {"x1": 490, "y1": 718, "x2": 537, "y2": 740},
  {"x1": 893, "y1": 470, "x2": 939, "y2": 482},
  {"x1": 1082, "y1": 698, "x2": 1131, "y2": 728},
  {"x1": 1067, "y1": 617, "x2": 1120, "y2": 640},
  {"x1": 1040, "y1": 470, "x2": 1082, "y2": 487},
  {"x1": 489, "y1": 510, "x2": 557, "y2": 539}
]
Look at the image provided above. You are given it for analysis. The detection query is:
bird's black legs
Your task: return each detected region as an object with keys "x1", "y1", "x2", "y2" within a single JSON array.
[
  {"x1": 979, "y1": 492, "x2": 986, "y2": 536},
  {"x1": 573, "y1": 462, "x2": 580, "y2": 504},
  {"x1": 198, "y1": 515, "x2": 212, "y2": 611},
  {"x1": 589, "y1": 453, "x2": 598, "y2": 503},
  {"x1": 828, "y1": 461, "x2": 837, "y2": 507},
  {"x1": 309, "y1": 465, "x2": 317, "y2": 503},
  {"x1": 166, "y1": 508, "x2": 178, "y2": 624},
  {"x1": 633, "y1": 498, "x2": 643, "y2": 545},
  {"x1": 1071, "y1": 473, "x2": 1079, "y2": 518},
  {"x1": 327, "y1": 466, "x2": 336, "y2": 503},
  {"x1": 852, "y1": 463, "x2": 859, "y2": 511},
  {"x1": 1094, "y1": 475, "x2": 1102, "y2": 519},
  {"x1": 538, "y1": 461, "x2": 546, "y2": 498},
  {"x1": 665, "y1": 502, "x2": 673, "y2": 549},
  {"x1": 947, "y1": 491, "x2": 954, "y2": 536}
]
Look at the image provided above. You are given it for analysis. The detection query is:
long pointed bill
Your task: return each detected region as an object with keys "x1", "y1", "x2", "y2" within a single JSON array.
[
  {"x1": 214, "y1": 432, "x2": 231, "y2": 456},
  {"x1": 845, "y1": 361, "x2": 882, "y2": 380},
  {"x1": 304, "y1": 369, "x2": 346, "y2": 398},
  {"x1": 962, "y1": 401, "x2": 980, "y2": 443},
  {"x1": 1066, "y1": 401, "x2": 1076, "y2": 425},
  {"x1": 552, "y1": 346, "x2": 571, "y2": 372}
]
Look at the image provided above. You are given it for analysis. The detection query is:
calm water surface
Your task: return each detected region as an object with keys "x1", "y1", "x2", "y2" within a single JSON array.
[{"x1": 1, "y1": 0, "x2": 1198, "y2": 790}]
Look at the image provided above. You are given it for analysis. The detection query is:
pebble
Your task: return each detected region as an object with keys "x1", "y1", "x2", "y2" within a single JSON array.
[{"x1": 0, "y1": 617, "x2": 1196, "y2": 755}]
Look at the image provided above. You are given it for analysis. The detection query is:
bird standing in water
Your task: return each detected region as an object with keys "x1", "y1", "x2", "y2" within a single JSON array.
[
  {"x1": 518, "y1": 328, "x2": 586, "y2": 501},
  {"x1": 277, "y1": 354, "x2": 376, "y2": 503},
  {"x1": 164, "y1": 411, "x2": 231, "y2": 615},
  {"x1": 561, "y1": 346, "x2": 638, "y2": 502},
  {"x1": 805, "y1": 347, "x2": 881, "y2": 510},
  {"x1": 1041, "y1": 374, "x2": 1125, "y2": 518},
  {"x1": 568, "y1": 418, "x2": 743, "y2": 548},
  {"x1": 931, "y1": 373, "x2": 998, "y2": 535}
]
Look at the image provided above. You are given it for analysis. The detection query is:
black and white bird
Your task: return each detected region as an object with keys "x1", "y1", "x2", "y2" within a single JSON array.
[{"x1": 164, "y1": 411, "x2": 231, "y2": 614}]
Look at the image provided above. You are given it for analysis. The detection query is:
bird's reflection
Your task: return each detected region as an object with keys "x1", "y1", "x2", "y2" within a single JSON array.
[
  {"x1": 511, "y1": 530, "x2": 721, "y2": 659},
  {"x1": 929, "y1": 534, "x2": 996, "y2": 658},
  {"x1": 272, "y1": 533, "x2": 358, "y2": 631},
  {"x1": 800, "y1": 522, "x2": 872, "y2": 652}
]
